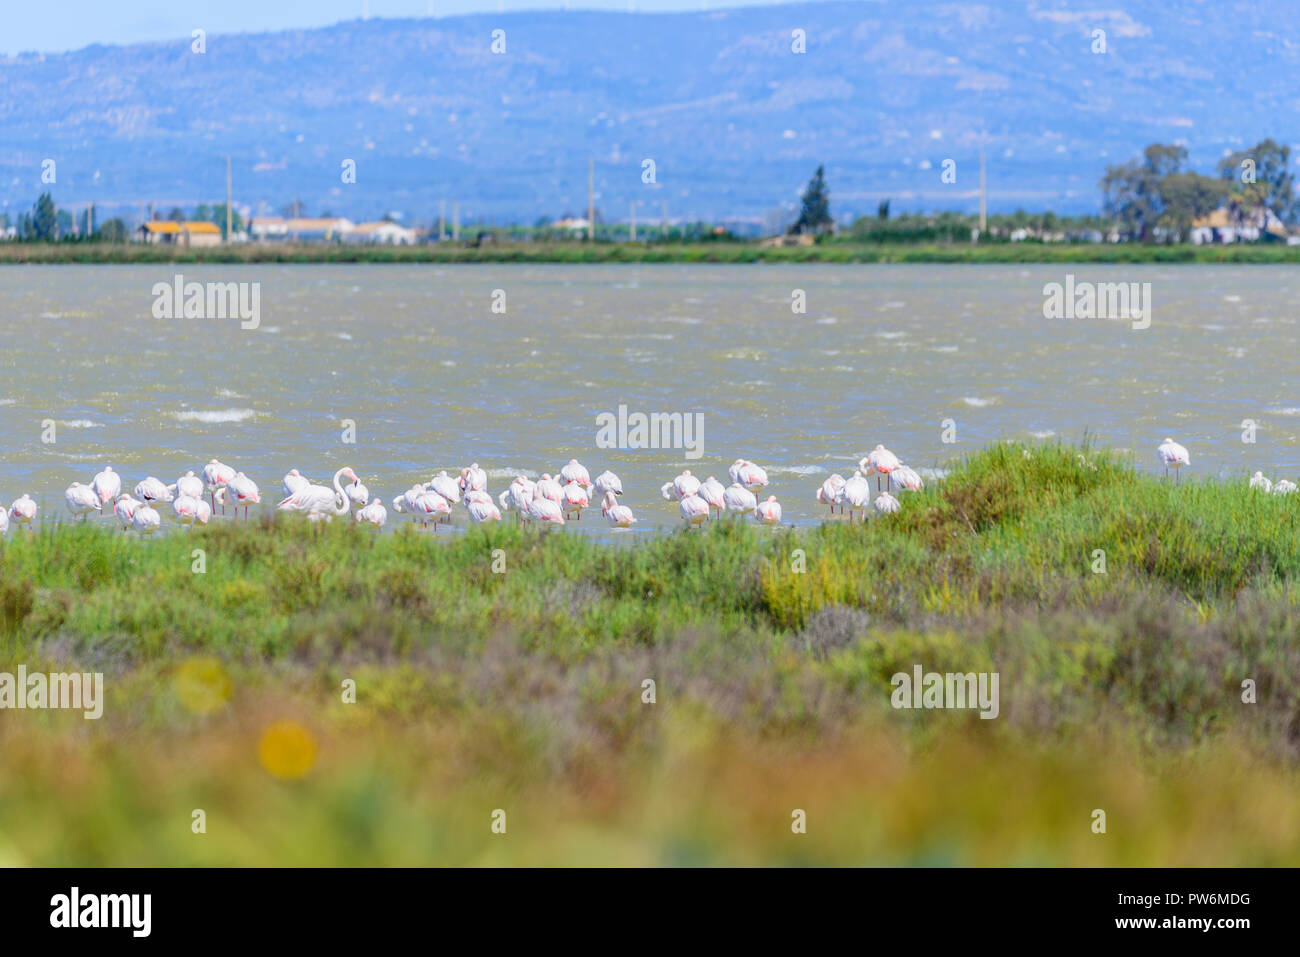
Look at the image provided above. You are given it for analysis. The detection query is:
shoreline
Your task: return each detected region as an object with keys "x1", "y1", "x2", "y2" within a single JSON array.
[{"x1": 5, "y1": 241, "x2": 1300, "y2": 265}]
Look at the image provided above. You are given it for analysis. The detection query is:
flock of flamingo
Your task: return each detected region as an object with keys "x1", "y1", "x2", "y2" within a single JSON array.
[
  {"x1": 0, "y1": 437, "x2": 1266, "y2": 536},
  {"x1": 0, "y1": 444, "x2": 931, "y2": 535}
]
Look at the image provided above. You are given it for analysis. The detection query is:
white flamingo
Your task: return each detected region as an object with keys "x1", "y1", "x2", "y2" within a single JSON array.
[
  {"x1": 661, "y1": 469, "x2": 700, "y2": 501},
  {"x1": 1157, "y1": 438, "x2": 1190, "y2": 482},
  {"x1": 282, "y1": 469, "x2": 311, "y2": 497},
  {"x1": 1250, "y1": 471, "x2": 1272, "y2": 492},
  {"x1": 9, "y1": 494, "x2": 37, "y2": 528},
  {"x1": 133, "y1": 503, "x2": 161, "y2": 535},
  {"x1": 722, "y1": 482, "x2": 757, "y2": 515},
  {"x1": 498, "y1": 477, "x2": 535, "y2": 521},
  {"x1": 225, "y1": 472, "x2": 261, "y2": 519},
  {"x1": 411, "y1": 488, "x2": 451, "y2": 529},
  {"x1": 392, "y1": 485, "x2": 428, "y2": 525},
  {"x1": 593, "y1": 470, "x2": 623, "y2": 499},
  {"x1": 559, "y1": 458, "x2": 592, "y2": 488},
  {"x1": 356, "y1": 497, "x2": 388, "y2": 528},
  {"x1": 112, "y1": 494, "x2": 141, "y2": 529},
  {"x1": 535, "y1": 474, "x2": 564, "y2": 504},
  {"x1": 464, "y1": 489, "x2": 494, "y2": 508},
  {"x1": 175, "y1": 470, "x2": 204, "y2": 500},
  {"x1": 562, "y1": 480, "x2": 590, "y2": 520},
  {"x1": 467, "y1": 498, "x2": 502, "y2": 523},
  {"x1": 873, "y1": 491, "x2": 902, "y2": 515},
  {"x1": 429, "y1": 470, "x2": 461, "y2": 504},
  {"x1": 90, "y1": 466, "x2": 121, "y2": 507},
  {"x1": 194, "y1": 499, "x2": 212, "y2": 525},
  {"x1": 753, "y1": 495, "x2": 782, "y2": 525},
  {"x1": 346, "y1": 479, "x2": 370, "y2": 511},
  {"x1": 729, "y1": 459, "x2": 769, "y2": 492},
  {"x1": 135, "y1": 476, "x2": 173, "y2": 505},
  {"x1": 891, "y1": 465, "x2": 923, "y2": 492},
  {"x1": 65, "y1": 482, "x2": 101, "y2": 520},
  {"x1": 601, "y1": 490, "x2": 637, "y2": 528},
  {"x1": 204, "y1": 459, "x2": 237, "y2": 512},
  {"x1": 841, "y1": 471, "x2": 872, "y2": 522},
  {"x1": 459, "y1": 463, "x2": 487, "y2": 494},
  {"x1": 818, "y1": 474, "x2": 846, "y2": 514},
  {"x1": 680, "y1": 492, "x2": 710, "y2": 527},
  {"x1": 526, "y1": 496, "x2": 565, "y2": 526},
  {"x1": 276, "y1": 467, "x2": 358, "y2": 521},
  {"x1": 0, "y1": 507, "x2": 7, "y2": 534},
  {"x1": 173, "y1": 495, "x2": 203, "y2": 528},
  {"x1": 863, "y1": 445, "x2": 902, "y2": 491},
  {"x1": 698, "y1": 476, "x2": 726, "y2": 518},
  {"x1": 1275, "y1": 480, "x2": 1297, "y2": 496}
]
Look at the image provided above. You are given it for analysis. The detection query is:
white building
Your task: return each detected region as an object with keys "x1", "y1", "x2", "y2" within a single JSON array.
[{"x1": 344, "y1": 221, "x2": 418, "y2": 245}]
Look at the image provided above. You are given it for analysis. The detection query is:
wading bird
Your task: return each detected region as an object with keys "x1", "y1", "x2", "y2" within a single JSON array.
[
  {"x1": 112, "y1": 495, "x2": 142, "y2": 529},
  {"x1": 873, "y1": 491, "x2": 901, "y2": 515},
  {"x1": 429, "y1": 470, "x2": 460, "y2": 504},
  {"x1": 863, "y1": 445, "x2": 901, "y2": 491},
  {"x1": 602, "y1": 490, "x2": 636, "y2": 528},
  {"x1": 593, "y1": 470, "x2": 623, "y2": 499},
  {"x1": 680, "y1": 492, "x2": 710, "y2": 527},
  {"x1": 65, "y1": 482, "x2": 101, "y2": 520},
  {"x1": 699, "y1": 476, "x2": 726, "y2": 518},
  {"x1": 526, "y1": 496, "x2": 565, "y2": 526},
  {"x1": 841, "y1": 471, "x2": 872, "y2": 522},
  {"x1": 562, "y1": 480, "x2": 589, "y2": 519},
  {"x1": 817, "y1": 474, "x2": 846, "y2": 515},
  {"x1": 891, "y1": 465, "x2": 924, "y2": 492},
  {"x1": 173, "y1": 495, "x2": 203, "y2": 528},
  {"x1": 90, "y1": 466, "x2": 121, "y2": 507},
  {"x1": 356, "y1": 497, "x2": 388, "y2": 528},
  {"x1": 282, "y1": 469, "x2": 310, "y2": 497},
  {"x1": 225, "y1": 472, "x2": 261, "y2": 519},
  {"x1": 1250, "y1": 471, "x2": 1273, "y2": 492},
  {"x1": 1275, "y1": 479, "x2": 1297, "y2": 496},
  {"x1": 466, "y1": 498, "x2": 502, "y2": 523},
  {"x1": 204, "y1": 459, "x2": 237, "y2": 512},
  {"x1": 661, "y1": 470, "x2": 700, "y2": 501},
  {"x1": 9, "y1": 494, "x2": 37, "y2": 528},
  {"x1": 535, "y1": 473, "x2": 564, "y2": 504},
  {"x1": 754, "y1": 495, "x2": 783, "y2": 525},
  {"x1": 729, "y1": 459, "x2": 768, "y2": 492},
  {"x1": 135, "y1": 476, "x2": 174, "y2": 505},
  {"x1": 1157, "y1": 438, "x2": 1190, "y2": 482},
  {"x1": 722, "y1": 482, "x2": 756, "y2": 515},
  {"x1": 560, "y1": 459, "x2": 592, "y2": 488},
  {"x1": 133, "y1": 503, "x2": 161, "y2": 535},
  {"x1": 175, "y1": 471, "x2": 204, "y2": 500},
  {"x1": 276, "y1": 467, "x2": 358, "y2": 521},
  {"x1": 459, "y1": 463, "x2": 487, "y2": 494},
  {"x1": 346, "y1": 478, "x2": 370, "y2": 512}
]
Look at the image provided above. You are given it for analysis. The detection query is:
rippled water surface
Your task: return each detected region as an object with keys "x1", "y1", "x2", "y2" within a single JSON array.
[{"x1": 1, "y1": 263, "x2": 1297, "y2": 533}]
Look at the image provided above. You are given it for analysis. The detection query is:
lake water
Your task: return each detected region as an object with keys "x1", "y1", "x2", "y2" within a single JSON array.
[{"x1": 1, "y1": 263, "x2": 1297, "y2": 534}]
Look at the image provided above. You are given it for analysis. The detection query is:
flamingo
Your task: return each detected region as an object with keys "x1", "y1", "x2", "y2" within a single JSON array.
[
  {"x1": 818, "y1": 474, "x2": 846, "y2": 515},
  {"x1": 498, "y1": 476, "x2": 535, "y2": 522},
  {"x1": 661, "y1": 470, "x2": 700, "y2": 501},
  {"x1": 392, "y1": 485, "x2": 428, "y2": 525},
  {"x1": 1157, "y1": 438, "x2": 1190, "y2": 483},
  {"x1": 194, "y1": 499, "x2": 212, "y2": 525},
  {"x1": 1250, "y1": 471, "x2": 1272, "y2": 492},
  {"x1": 276, "y1": 467, "x2": 358, "y2": 521},
  {"x1": 680, "y1": 492, "x2": 710, "y2": 528},
  {"x1": 562, "y1": 480, "x2": 590, "y2": 520},
  {"x1": 135, "y1": 476, "x2": 173, "y2": 505},
  {"x1": 65, "y1": 482, "x2": 101, "y2": 521},
  {"x1": 203, "y1": 459, "x2": 237, "y2": 513},
  {"x1": 112, "y1": 494, "x2": 142, "y2": 529},
  {"x1": 559, "y1": 458, "x2": 592, "y2": 488},
  {"x1": 593, "y1": 470, "x2": 623, "y2": 499},
  {"x1": 346, "y1": 478, "x2": 370, "y2": 512},
  {"x1": 0, "y1": 507, "x2": 7, "y2": 534},
  {"x1": 873, "y1": 491, "x2": 902, "y2": 515},
  {"x1": 467, "y1": 498, "x2": 502, "y2": 523},
  {"x1": 526, "y1": 496, "x2": 565, "y2": 526},
  {"x1": 463, "y1": 489, "x2": 494, "y2": 508},
  {"x1": 282, "y1": 469, "x2": 311, "y2": 497},
  {"x1": 173, "y1": 494, "x2": 202, "y2": 528},
  {"x1": 225, "y1": 472, "x2": 261, "y2": 519},
  {"x1": 753, "y1": 495, "x2": 782, "y2": 525},
  {"x1": 459, "y1": 463, "x2": 487, "y2": 494},
  {"x1": 841, "y1": 471, "x2": 872, "y2": 522},
  {"x1": 9, "y1": 494, "x2": 37, "y2": 529},
  {"x1": 132, "y1": 503, "x2": 161, "y2": 535},
  {"x1": 863, "y1": 445, "x2": 902, "y2": 491},
  {"x1": 174, "y1": 470, "x2": 204, "y2": 500},
  {"x1": 356, "y1": 497, "x2": 388, "y2": 528},
  {"x1": 411, "y1": 488, "x2": 451, "y2": 529},
  {"x1": 1275, "y1": 480, "x2": 1297, "y2": 496},
  {"x1": 429, "y1": 470, "x2": 461, "y2": 504},
  {"x1": 699, "y1": 476, "x2": 726, "y2": 518},
  {"x1": 90, "y1": 466, "x2": 121, "y2": 507},
  {"x1": 722, "y1": 482, "x2": 757, "y2": 516},
  {"x1": 891, "y1": 465, "x2": 924, "y2": 493},
  {"x1": 601, "y1": 490, "x2": 637, "y2": 528},
  {"x1": 535, "y1": 474, "x2": 564, "y2": 504},
  {"x1": 729, "y1": 459, "x2": 769, "y2": 492}
]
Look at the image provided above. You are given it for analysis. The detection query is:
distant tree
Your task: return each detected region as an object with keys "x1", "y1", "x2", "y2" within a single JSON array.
[
  {"x1": 1160, "y1": 172, "x2": 1228, "y2": 241},
  {"x1": 32, "y1": 193, "x2": 59, "y2": 241},
  {"x1": 1100, "y1": 144, "x2": 1189, "y2": 241},
  {"x1": 167, "y1": 207, "x2": 188, "y2": 222},
  {"x1": 280, "y1": 199, "x2": 305, "y2": 219},
  {"x1": 533, "y1": 215, "x2": 553, "y2": 228},
  {"x1": 791, "y1": 165, "x2": 832, "y2": 234},
  {"x1": 1217, "y1": 139, "x2": 1295, "y2": 224},
  {"x1": 877, "y1": 199, "x2": 890, "y2": 221},
  {"x1": 195, "y1": 203, "x2": 213, "y2": 223},
  {"x1": 211, "y1": 204, "x2": 243, "y2": 239},
  {"x1": 0, "y1": 212, "x2": 9, "y2": 231},
  {"x1": 96, "y1": 218, "x2": 128, "y2": 243},
  {"x1": 56, "y1": 208, "x2": 75, "y2": 238}
]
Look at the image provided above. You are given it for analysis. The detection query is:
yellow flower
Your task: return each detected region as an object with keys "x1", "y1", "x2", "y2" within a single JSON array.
[{"x1": 258, "y1": 720, "x2": 317, "y2": 779}]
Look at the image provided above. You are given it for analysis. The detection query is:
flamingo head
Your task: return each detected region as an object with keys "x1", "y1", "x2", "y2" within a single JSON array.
[
  {"x1": 540, "y1": 473, "x2": 551, "y2": 482},
  {"x1": 682, "y1": 469, "x2": 691, "y2": 476},
  {"x1": 342, "y1": 467, "x2": 358, "y2": 483},
  {"x1": 1163, "y1": 437, "x2": 1173, "y2": 444}
]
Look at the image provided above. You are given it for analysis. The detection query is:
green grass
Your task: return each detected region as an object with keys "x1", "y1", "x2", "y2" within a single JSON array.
[
  {"x1": 2, "y1": 441, "x2": 1299, "y2": 864},
  {"x1": 8, "y1": 240, "x2": 1300, "y2": 264}
]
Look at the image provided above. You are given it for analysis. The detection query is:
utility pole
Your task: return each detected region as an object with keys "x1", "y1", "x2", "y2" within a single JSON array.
[
  {"x1": 661, "y1": 201, "x2": 668, "y2": 239},
  {"x1": 439, "y1": 200, "x2": 446, "y2": 241},
  {"x1": 452, "y1": 202, "x2": 459, "y2": 241},
  {"x1": 978, "y1": 151, "x2": 987, "y2": 234},
  {"x1": 226, "y1": 156, "x2": 233, "y2": 241},
  {"x1": 588, "y1": 158, "x2": 595, "y2": 242},
  {"x1": 630, "y1": 201, "x2": 636, "y2": 242}
]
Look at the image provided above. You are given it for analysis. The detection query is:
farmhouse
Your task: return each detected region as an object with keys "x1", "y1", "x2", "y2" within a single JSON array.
[
  {"x1": 136, "y1": 221, "x2": 223, "y2": 247},
  {"x1": 1190, "y1": 207, "x2": 1288, "y2": 244},
  {"x1": 344, "y1": 221, "x2": 418, "y2": 245}
]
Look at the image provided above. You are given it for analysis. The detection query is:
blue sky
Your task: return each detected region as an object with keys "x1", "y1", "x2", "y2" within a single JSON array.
[{"x1": 4, "y1": 0, "x2": 833, "y2": 54}]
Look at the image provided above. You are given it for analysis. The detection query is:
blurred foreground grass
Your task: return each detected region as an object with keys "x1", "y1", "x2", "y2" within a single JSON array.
[{"x1": 2, "y1": 441, "x2": 1298, "y2": 864}]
